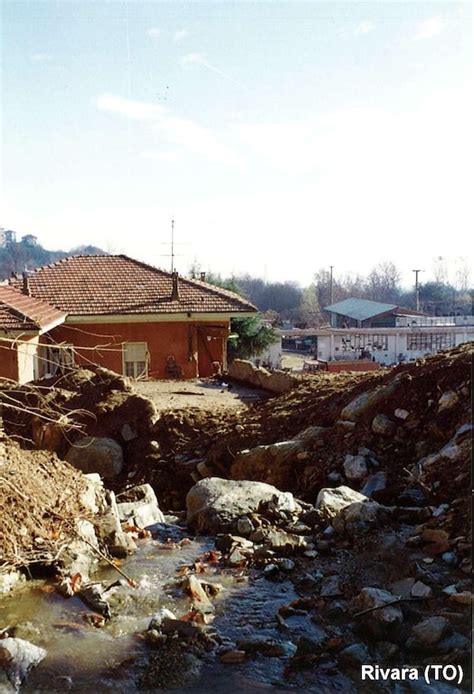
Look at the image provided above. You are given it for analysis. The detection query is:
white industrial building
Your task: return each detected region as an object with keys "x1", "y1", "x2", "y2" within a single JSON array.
[{"x1": 281, "y1": 299, "x2": 474, "y2": 367}]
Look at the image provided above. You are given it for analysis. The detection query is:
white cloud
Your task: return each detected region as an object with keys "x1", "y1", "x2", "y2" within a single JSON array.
[
  {"x1": 174, "y1": 29, "x2": 189, "y2": 42},
  {"x1": 147, "y1": 27, "x2": 161, "y2": 38},
  {"x1": 354, "y1": 21, "x2": 375, "y2": 35},
  {"x1": 95, "y1": 93, "x2": 241, "y2": 166},
  {"x1": 181, "y1": 52, "x2": 233, "y2": 81},
  {"x1": 96, "y1": 93, "x2": 166, "y2": 121},
  {"x1": 415, "y1": 16, "x2": 443, "y2": 40},
  {"x1": 31, "y1": 53, "x2": 52, "y2": 62}
]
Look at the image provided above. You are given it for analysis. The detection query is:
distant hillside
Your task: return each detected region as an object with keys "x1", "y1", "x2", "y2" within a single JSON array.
[{"x1": 0, "y1": 239, "x2": 106, "y2": 280}]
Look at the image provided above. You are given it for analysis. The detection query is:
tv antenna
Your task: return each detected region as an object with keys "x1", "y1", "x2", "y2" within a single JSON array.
[{"x1": 158, "y1": 218, "x2": 191, "y2": 272}]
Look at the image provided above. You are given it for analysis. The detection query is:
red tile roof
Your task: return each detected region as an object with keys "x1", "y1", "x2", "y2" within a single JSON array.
[
  {"x1": 10, "y1": 255, "x2": 257, "y2": 317},
  {"x1": 0, "y1": 285, "x2": 67, "y2": 332}
]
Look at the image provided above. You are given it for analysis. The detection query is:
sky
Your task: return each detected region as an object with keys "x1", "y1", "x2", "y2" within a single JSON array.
[{"x1": 1, "y1": 1, "x2": 472, "y2": 288}]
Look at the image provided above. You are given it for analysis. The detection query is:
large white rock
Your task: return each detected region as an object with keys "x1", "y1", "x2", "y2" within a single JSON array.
[
  {"x1": 66, "y1": 436, "x2": 123, "y2": 478},
  {"x1": 316, "y1": 485, "x2": 367, "y2": 520},
  {"x1": 186, "y1": 477, "x2": 300, "y2": 533},
  {"x1": 116, "y1": 484, "x2": 165, "y2": 528},
  {"x1": 0, "y1": 638, "x2": 47, "y2": 690}
]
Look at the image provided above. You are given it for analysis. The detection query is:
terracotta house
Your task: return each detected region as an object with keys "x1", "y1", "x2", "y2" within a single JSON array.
[
  {"x1": 0, "y1": 285, "x2": 66, "y2": 383},
  {"x1": 6, "y1": 255, "x2": 257, "y2": 381}
]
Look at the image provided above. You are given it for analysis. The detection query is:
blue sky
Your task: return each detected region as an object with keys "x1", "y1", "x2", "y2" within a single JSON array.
[{"x1": 1, "y1": 1, "x2": 472, "y2": 286}]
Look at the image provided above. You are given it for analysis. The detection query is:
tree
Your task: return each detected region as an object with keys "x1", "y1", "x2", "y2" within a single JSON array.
[
  {"x1": 228, "y1": 317, "x2": 278, "y2": 361},
  {"x1": 298, "y1": 284, "x2": 321, "y2": 326},
  {"x1": 365, "y1": 261, "x2": 402, "y2": 303}
]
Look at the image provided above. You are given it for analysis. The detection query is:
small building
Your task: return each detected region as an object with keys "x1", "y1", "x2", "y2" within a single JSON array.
[
  {"x1": 7, "y1": 254, "x2": 257, "y2": 380},
  {"x1": 21, "y1": 234, "x2": 38, "y2": 246},
  {"x1": 0, "y1": 229, "x2": 17, "y2": 247},
  {"x1": 0, "y1": 285, "x2": 66, "y2": 383},
  {"x1": 324, "y1": 298, "x2": 422, "y2": 328}
]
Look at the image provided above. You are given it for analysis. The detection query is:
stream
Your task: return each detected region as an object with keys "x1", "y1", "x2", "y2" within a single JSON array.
[{"x1": 0, "y1": 522, "x2": 351, "y2": 693}]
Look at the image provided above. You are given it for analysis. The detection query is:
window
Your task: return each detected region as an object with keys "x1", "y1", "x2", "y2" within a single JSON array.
[
  {"x1": 123, "y1": 342, "x2": 148, "y2": 379},
  {"x1": 341, "y1": 334, "x2": 388, "y2": 352},
  {"x1": 407, "y1": 332, "x2": 455, "y2": 351},
  {"x1": 47, "y1": 345, "x2": 75, "y2": 375}
]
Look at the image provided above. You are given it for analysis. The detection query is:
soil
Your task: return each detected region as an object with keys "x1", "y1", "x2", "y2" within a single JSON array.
[
  {"x1": 134, "y1": 379, "x2": 269, "y2": 412},
  {"x1": 0, "y1": 439, "x2": 88, "y2": 570}
]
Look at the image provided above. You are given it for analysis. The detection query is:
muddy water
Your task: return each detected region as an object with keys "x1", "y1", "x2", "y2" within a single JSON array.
[{"x1": 0, "y1": 523, "x2": 348, "y2": 693}]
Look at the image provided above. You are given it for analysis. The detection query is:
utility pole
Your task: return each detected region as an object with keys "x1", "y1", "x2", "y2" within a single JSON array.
[
  {"x1": 329, "y1": 265, "x2": 334, "y2": 304},
  {"x1": 412, "y1": 269, "x2": 423, "y2": 312}
]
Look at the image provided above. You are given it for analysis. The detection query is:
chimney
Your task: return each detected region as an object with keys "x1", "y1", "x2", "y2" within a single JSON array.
[
  {"x1": 200, "y1": 272, "x2": 206, "y2": 282},
  {"x1": 22, "y1": 270, "x2": 31, "y2": 296},
  {"x1": 171, "y1": 270, "x2": 180, "y2": 301}
]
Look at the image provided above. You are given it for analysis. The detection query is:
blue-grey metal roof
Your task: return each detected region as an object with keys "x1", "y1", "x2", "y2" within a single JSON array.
[{"x1": 323, "y1": 298, "x2": 398, "y2": 321}]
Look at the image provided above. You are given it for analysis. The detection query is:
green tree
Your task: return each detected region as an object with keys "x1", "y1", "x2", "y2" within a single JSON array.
[{"x1": 228, "y1": 317, "x2": 278, "y2": 361}]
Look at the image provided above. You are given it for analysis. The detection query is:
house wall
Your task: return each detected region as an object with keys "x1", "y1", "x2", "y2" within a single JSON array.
[
  {"x1": 17, "y1": 335, "x2": 40, "y2": 383},
  {"x1": 0, "y1": 341, "x2": 19, "y2": 381},
  {"x1": 250, "y1": 338, "x2": 282, "y2": 369},
  {"x1": 49, "y1": 319, "x2": 230, "y2": 379},
  {"x1": 0, "y1": 335, "x2": 40, "y2": 384}
]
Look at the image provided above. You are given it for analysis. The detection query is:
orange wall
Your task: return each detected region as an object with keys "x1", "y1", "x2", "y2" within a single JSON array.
[
  {"x1": 49, "y1": 320, "x2": 229, "y2": 379},
  {"x1": 0, "y1": 343, "x2": 19, "y2": 381}
]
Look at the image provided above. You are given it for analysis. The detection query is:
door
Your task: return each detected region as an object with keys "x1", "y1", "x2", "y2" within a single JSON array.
[{"x1": 123, "y1": 342, "x2": 148, "y2": 379}]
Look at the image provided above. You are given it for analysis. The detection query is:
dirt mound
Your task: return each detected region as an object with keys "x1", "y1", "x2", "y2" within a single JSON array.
[
  {"x1": 144, "y1": 344, "x2": 471, "y2": 511},
  {"x1": 0, "y1": 439, "x2": 88, "y2": 570}
]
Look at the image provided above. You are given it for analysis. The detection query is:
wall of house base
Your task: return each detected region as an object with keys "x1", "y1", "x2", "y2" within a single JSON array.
[
  {"x1": 17, "y1": 336, "x2": 40, "y2": 383},
  {"x1": 0, "y1": 341, "x2": 19, "y2": 382},
  {"x1": 48, "y1": 320, "x2": 229, "y2": 379}
]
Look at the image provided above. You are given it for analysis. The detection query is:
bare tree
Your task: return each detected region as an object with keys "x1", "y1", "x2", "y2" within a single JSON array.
[
  {"x1": 454, "y1": 256, "x2": 471, "y2": 292},
  {"x1": 432, "y1": 256, "x2": 449, "y2": 285}
]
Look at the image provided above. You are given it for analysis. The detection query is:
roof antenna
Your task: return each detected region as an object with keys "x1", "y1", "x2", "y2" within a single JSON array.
[{"x1": 171, "y1": 218, "x2": 175, "y2": 273}]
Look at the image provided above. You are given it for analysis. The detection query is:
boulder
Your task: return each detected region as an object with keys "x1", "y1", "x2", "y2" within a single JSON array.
[
  {"x1": 231, "y1": 427, "x2": 324, "y2": 489},
  {"x1": 438, "y1": 391, "x2": 459, "y2": 412},
  {"x1": 361, "y1": 472, "x2": 387, "y2": 498},
  {"x1": 410, "y1": 616, "x2": 450, "y2": 647},
  {"x1": 343, "y1": 454, "x2": 368, "y2": 483},
  {"x1": 333, "y1": 500, "x2": 390, "y2": 536},
  {"x1": 93, "y1": 491, "x2": 137, "y2": 557},
  {"x1": 80, "y1": 473, "x2": 107, "y2": 514},
  {"x1": 59, "y1": 519, "x2": 99, "y2": 581},
  {"x1": 66, "y1": 436, "x2": 123, "y2": 478},
  {"x1": 0, "y1": 570, "x2": 25, "y2": 594},
  {"x1": 339, "y1": 643, "x2": 370, "y2": 668},
  {"x1": 371, "y1": 415, "x2": 395, "y2": 437},
  {"x1": 263, "y1": 529, "x2": 307, "y2": 553},
  {"x1": 186, "y1": 477, "x2": 300, "y2": 533},
  {"x1": 228, "y1": 359, "x2": 297, "y2": 394},
  {"x1": 0, "y1": 638, "x2": 46, "y2": 690},
  {"x1": 340, "y1": 373, "x2": 409, "y2": 421},
  {"x1": 315, "y1": 486, "x2": 367, "y2": 520},
  {"x1": 350, "y1": 587, "x2": 403, "y2": 638},
  {"x1": 394, "y1": 408, "x2": 409, "y2": 420},
  {"x1": 116, "y1": 484, "x2": 165, "y2": 529}
]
